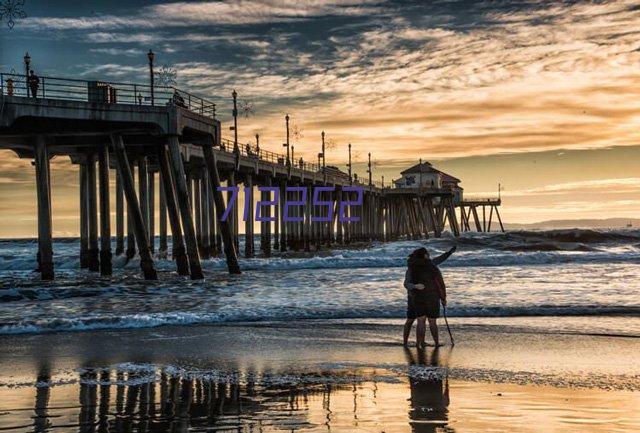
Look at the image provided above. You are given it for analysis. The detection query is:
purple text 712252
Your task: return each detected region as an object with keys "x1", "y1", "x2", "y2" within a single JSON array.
[{"x1": 216, "y1": 186, "x2": 364, "y2": 222}]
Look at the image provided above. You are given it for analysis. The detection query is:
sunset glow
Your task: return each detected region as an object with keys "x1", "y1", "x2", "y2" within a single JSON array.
[{"x1": 1, "y1": 0, "x2": 640, "y2": 235}]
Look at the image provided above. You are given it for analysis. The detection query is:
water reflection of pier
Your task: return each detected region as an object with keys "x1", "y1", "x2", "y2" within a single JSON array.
[
  {"x1": 28, "y1": 367, "x2": 347, "y2": 432},
  {"x1": 21, "y1": 351, "x2": 452, "y2": 432}
]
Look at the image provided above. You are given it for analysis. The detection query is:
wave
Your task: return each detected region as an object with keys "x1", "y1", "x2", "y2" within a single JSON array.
[
  {"x1": 1, "y1": 230, "x2": 639, "y2": 274},
  {"x1": 2, "y1": 250, "x2": 638, "y2": 277},
  {"x1": 454, "y1": 228, "x2": 640, "y2": 252},
  {"x1": 1, "y1": 305, "x2": 638, "y2": 335}
]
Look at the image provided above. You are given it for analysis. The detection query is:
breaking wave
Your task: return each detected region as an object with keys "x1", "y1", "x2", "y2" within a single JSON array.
[
  {"x1": 1, "y1": 229, "x2": 639, "y2": 336},
  {"x1": 1, "y1": 305, "x2": 639, "y2": 335}
]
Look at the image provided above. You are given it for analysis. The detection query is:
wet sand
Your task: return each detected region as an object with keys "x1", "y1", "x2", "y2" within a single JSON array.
[{"x1": 1, "y1": 319, "x2": 639, "y2": 432}]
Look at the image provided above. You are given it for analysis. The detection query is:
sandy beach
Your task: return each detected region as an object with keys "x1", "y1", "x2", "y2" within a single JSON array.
[
  {"x1": 1, "y1": 233, "x2": 639, "y2": 431},
  {"x1": 1, "y1": 318, "x2": 639, "y2": 432}
]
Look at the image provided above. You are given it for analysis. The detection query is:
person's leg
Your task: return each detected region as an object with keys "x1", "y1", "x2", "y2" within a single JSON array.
[
  {"x1": 428, "y1": 318, "x2": 440, "y2": 347},
  {"x1": 403, "y1": 318, "x2": 415, "y2": 347},
  {"x1": 416, "y1": 316, "x2": 427, "y2": 349}
]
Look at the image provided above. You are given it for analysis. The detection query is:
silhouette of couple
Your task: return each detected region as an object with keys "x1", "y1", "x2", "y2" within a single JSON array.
[{"x1": 403, "y1": 245, "x2": 456, "y2": 348}]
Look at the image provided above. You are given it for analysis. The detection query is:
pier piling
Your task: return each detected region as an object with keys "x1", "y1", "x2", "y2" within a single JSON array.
[
  {"x1": 260, "y1": 176, "x2": 272, "y2": 256},
  {"x1": 201, "y1": 137, "x2": 240, "y2": 274},
  {"x1": 148, "y1": 171, "x2": 155, "y2": 253},
  {"x1": 167, "y1": 135, "x2": 204, "y2": 280},
  {"x1": 244, "y1": 174, "x2": 254, "y2": 258},
  {"x1": 158, "y1": 146, "x2": 189, "y2": 275},
  {"x1": 138, "y1": 156, "x2": 149, "y2": 249},
  {"x1": 98, "y1": 144, "x2": 112, "y2": 276},
  {"x1": 79, "y1": 164, "x2": 89, "y2": 268},
  {"x1": 115, "y1": 170, "x2": 124, "y2": 255},
  {"x1": 158, "y1": 173, "x2": 168, "y2": 257},
  {"x1": 111, "y1": 134, "x2": 157, "y2": 280},
  {"x1": 126, "y1": 160, "x2": 136, "y2": 260},
  {"x1": 87, "y1": 153, "x2": 100, "y2": 272},
  {"x1": 34, "y1": 135, "x2": 54, "y2": 280}
]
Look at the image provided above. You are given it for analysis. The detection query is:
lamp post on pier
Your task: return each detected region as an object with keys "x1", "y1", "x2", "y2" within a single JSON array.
[
  {"x1": 321, "y1": 131, "x2": 326, "y2": 172},
  {"x1": 147, "y1": 49, "x2": 155, "y2": 106},
  {"x1": 367, "y1": 152, "x2": 372, "y2": 186},
  {"x1": 347, "y1": 143, "x2": 353, "y2": 184},
  {"x1": 283, "y1": 114, "x2": 291, "y2": 166},
  {"x1": 255, "y1": 133, "x2": 260, "y2": 156},
  {"x1": 231, "y1": 90, "x2": 239, "y2": 154},
  {"x1": 23, "y1": 52, "x2": 30, "y2": 97}
]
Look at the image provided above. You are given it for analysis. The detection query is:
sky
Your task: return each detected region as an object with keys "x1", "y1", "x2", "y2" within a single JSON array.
[{"x1": 1, "y1": 0, "x2": 640, "y2": 236}]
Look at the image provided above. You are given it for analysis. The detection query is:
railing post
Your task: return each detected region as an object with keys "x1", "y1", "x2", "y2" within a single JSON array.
[{"x1": 41, "y1": 77, "x2": 45, "y2": 98}]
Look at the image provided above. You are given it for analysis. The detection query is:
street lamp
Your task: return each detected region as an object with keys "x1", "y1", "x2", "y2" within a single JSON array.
[
  {"x1": 382, "y1": 175, "x2": 385, "y2": 188},
  {"x1": 320, "y1": 131, "x2": 327, "y2": 172},
  {"x1": 255, "y1": 133, "x2": 260, "y2": 156},
  {"x1": 147, "y1": 49, "x2": 155, "y2": 106},
  {"x1": 347, "y1": 143, "x2": 352, "y2": 184},
  {"x1": 367, "y1": 152, "x2": 372, "y2": 186},
  {"x1": 24, "y1": 52, "x2": 31, "y2": 97},
  {"x1": 283, "y1": 114, "x2": 291, "y2": 166},
  {"x1": 231, "y1": 90, "x2": 239, "y2": 154}
]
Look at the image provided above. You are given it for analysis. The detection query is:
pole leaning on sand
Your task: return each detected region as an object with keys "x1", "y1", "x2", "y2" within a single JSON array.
[{"x1": 443, "y1": 305, "x2": 454, "y2": 346}]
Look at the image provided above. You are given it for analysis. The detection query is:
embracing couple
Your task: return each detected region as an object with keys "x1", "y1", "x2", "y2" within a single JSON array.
[{"x1": 403, "y1": 245, "x2": 456, "y2": 348}]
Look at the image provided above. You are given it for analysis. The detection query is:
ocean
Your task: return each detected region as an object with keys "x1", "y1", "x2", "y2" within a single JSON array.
[{"x1": 1, "y1": 229, "x2": 639, "y2": 336}]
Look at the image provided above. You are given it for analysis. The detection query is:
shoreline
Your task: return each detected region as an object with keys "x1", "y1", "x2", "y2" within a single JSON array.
[
  {"x1": 0, "y1": 320, "x2": 639, "y2": 432},
  {"x1": 1, "y1": 319, "x2": 638, "y2": 391}
]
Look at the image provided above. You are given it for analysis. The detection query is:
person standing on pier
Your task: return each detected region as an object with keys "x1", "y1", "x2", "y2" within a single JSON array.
[
  {"x1": 403, "y1": 245, "x2": 456, "y2": 348},
  {"x1": 27, "y1": 70, "x2": 40, "y2": 99}
]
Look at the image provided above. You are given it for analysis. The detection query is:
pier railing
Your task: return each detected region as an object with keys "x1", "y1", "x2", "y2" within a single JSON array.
[
  {"x1": 0, "y1": 72, "x2": 216, "y2": 118},
  {"x1": 218, "y1": 137, "x2": 387, "y2": 187},
  {"x1": 1, "y1": 71, "x2": 392, "y2": 187}
]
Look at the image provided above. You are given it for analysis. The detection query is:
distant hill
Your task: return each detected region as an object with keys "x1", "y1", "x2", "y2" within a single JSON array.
[{"x1": 505, "y1": 218, "x2": 640, "y2": 230}]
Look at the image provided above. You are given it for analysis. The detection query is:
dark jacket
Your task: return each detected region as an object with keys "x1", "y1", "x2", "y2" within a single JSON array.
[{"x1": 408, "y1": 256, "x2": 442, "y2": 303}]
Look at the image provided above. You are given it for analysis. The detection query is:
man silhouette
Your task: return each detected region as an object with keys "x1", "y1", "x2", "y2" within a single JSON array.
[{"x1": 27, "y1": 70, "x2": 39, "y2": 99}]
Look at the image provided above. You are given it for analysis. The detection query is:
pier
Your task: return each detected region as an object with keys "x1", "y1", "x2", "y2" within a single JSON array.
[
  {"x1": 458, "y1": 199, "x2": 504, "y2": 233},
  {"x1": 0, "y1": 71, "x2": 503, "y2": 280}
]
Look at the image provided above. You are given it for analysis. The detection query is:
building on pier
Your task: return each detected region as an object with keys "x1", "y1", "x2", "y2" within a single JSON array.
[{"x1": 393, "y1": 160, "x2": 463, "y2": 204}]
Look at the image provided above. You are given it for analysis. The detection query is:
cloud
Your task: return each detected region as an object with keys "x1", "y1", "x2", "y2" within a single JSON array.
[
  {"x1": 89, "y1": 48, "x2": 146, "y2": 57},
  {"x1": 471, "y1": 178, "x2": 640, "y2": 198},
  {"x1": 22, "y1": 0, "x2": 385, "y2": 30}
]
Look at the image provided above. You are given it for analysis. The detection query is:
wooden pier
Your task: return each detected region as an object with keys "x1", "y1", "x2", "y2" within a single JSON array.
[
  {"x1": 458, "y1": 199, "x2": 504, "y2": 233},
  {"x1": 0, "y1": 72, "x2": 503, "y2": 280}
]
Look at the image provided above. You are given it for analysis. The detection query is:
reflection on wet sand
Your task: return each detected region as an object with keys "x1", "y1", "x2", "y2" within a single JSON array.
[
  {"x1": 3, "y1": 349, "x2": 452, "y2": 432},
  {"x1": 2, "y1": 348, "x2": 639, "y2": 433},
  {"x1": 405, "y1": 348, "x2": 451, "y2": 433}
]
